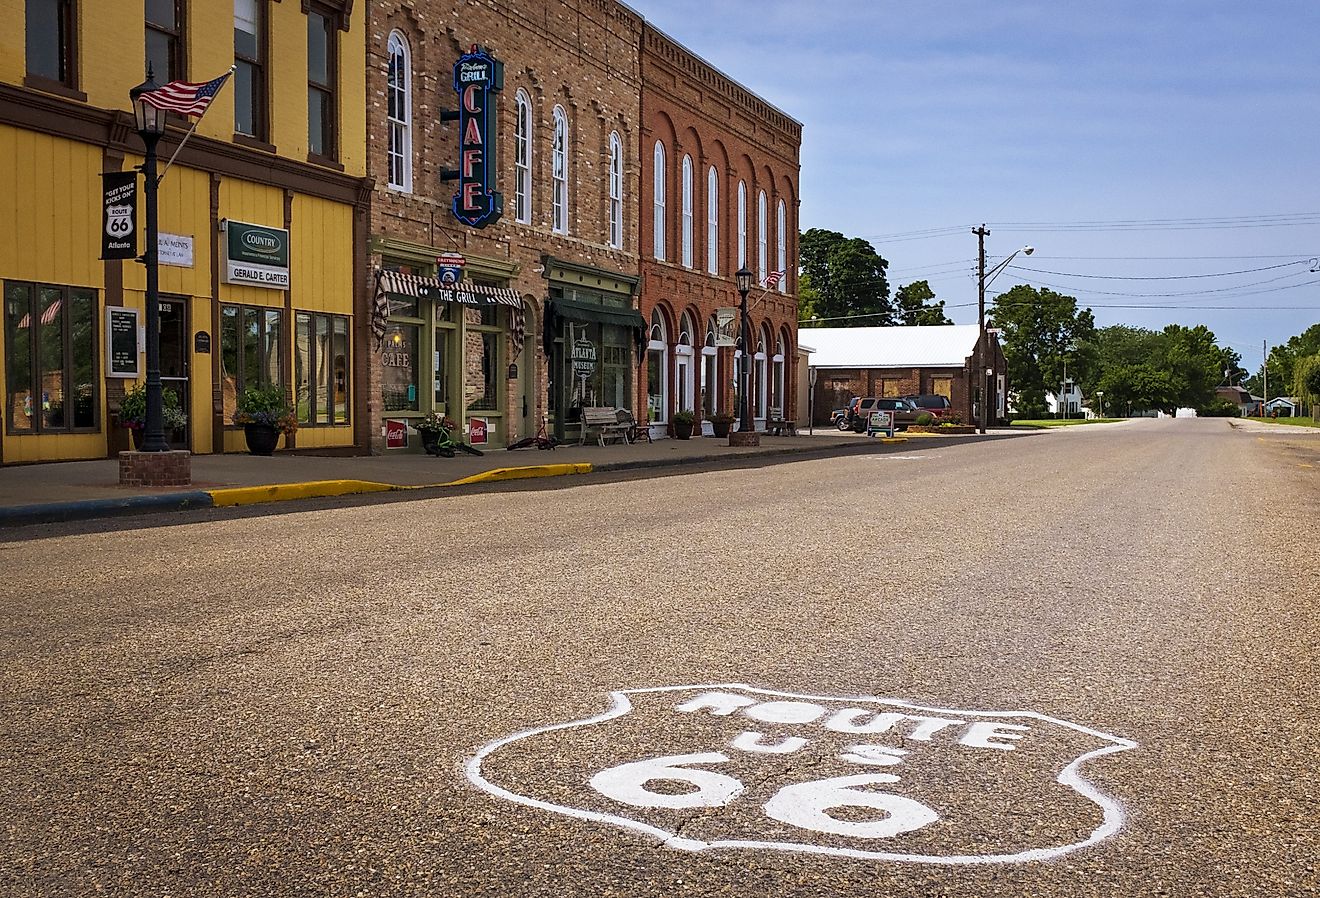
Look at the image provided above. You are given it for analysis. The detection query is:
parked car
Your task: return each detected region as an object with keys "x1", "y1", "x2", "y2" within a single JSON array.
[
  {"x1": 905, "y1": 394, "x2": 953, "y2": 418},
  {"x1": 847, "y1": 397, "x2": 923, "y2": 432},
  {"x1": 830, "y1": 405, "x2": 852, "y2": 430}
]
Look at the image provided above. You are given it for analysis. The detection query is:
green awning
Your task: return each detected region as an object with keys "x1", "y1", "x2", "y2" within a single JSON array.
[{"x1": 550, "y1": 297, "x2": 645, "y2": 330}]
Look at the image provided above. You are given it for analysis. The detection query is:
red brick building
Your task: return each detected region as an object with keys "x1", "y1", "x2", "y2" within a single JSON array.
[
  {"x1": 366, "y1": 0, "x2": 645, "y2": 450},
  {"x1": 638, "y1": 27, "x2": 802, "y2": 436}
]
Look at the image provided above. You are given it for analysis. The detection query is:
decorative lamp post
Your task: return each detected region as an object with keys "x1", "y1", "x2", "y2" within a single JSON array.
[
  {"x1": 129, "y1": 69, "x2": 170, "y2": 452},
  {"x1": 1096, "y1": 390, "x2": 1104, "y2": 419},
  {"x1": 974, "y1": 225, "x2": 1033, "y2": 434},
  {"x1": 735, "y1": 267, "x2": 754, "y2": 434}
]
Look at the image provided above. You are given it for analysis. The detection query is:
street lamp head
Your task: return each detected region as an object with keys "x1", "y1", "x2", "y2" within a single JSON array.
[
  {"x1": 129, "y1": 66, "x2": 167, "y2": 139},
  {"x1": 1022, "y1": 246, "x2": 1035, "y2": 256},
  {"x1": 735, "y1": 267, "x2": 754, "y2": 296}
]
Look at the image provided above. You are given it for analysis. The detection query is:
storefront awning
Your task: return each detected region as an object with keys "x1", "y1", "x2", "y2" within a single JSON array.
[
  {"x1": 549, "y1": 296, "x2": 645, "y2": 330},
  {"x1": 376, "y1": 269, "x2": 522, "y2": 308},
  {"x1": 372, "y1": 269, "x2": 525, "y2": 357}
]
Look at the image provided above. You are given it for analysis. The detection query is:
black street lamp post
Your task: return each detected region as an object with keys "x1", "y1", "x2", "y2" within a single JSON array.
[
  {"x1": 735, "y1": 267, "x2": 754, "y2": 433},
  {"x1": 129, "y1": 69, "x2": 170, "y2": 453}
]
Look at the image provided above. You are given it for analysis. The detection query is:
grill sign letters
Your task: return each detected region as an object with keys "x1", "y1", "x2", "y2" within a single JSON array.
[
  {"x1": 451, "y1": 46, "x2": 504, "y2": 228},
  {"x1": 468, "y1": 684, "x2": 1137, "y2": 865}
]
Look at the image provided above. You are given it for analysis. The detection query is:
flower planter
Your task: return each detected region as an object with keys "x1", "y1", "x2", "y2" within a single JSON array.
[
  {"x1": 711, "y1": 420, "x2": 733, "y2": 438},
  {"x1": 673, "y1": 421, "x2": 694, "y2": 440},
  {"x1": 418, "y1": 430, "x2": 442, "y2": 455},
  {"x1": 243, "y1": 423, "x2": 280, "y2": 456}
]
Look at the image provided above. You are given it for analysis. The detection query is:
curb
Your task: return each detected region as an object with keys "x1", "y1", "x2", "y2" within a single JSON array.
[
  {"x1": 0, "y1": 491, "x2": 215, "y2": 527},
  {"x1": 208, "y1": 479, "x2": 399, "y2": 508},
  {"x1": 444, "y1": 463, "x2": 592, "y2": 486}
]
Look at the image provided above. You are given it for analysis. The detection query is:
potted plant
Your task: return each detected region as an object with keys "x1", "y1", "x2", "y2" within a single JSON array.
[
  {"x1": 411, "y1": 412, "x2": 452, "y2": 455},
  {"x1": 709, "y1": 411, "x2": 735, "y2": 439},
  {"x1": 233, "y1": 385, "x2": 297, "y2": 455},
  {"x1": 118, "y1": 382, "x2": 188, "y2": 450},
  {"x1": 672, "y1": 408, "x2": 696, "y2": 440}
]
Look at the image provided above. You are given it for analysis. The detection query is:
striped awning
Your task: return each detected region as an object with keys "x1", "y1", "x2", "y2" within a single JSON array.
[
  {"x1": 372, "y1": 269, "x2": 526, "y2": 358},
  {"x1": 376, "y1": 270, "x2": 521, "y2": 308}
]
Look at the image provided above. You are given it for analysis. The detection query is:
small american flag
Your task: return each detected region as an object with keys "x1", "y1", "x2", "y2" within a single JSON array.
[
  {"x1": 140, "y1": 72, "x2": 231, "y2": 117},
  {"x1": 761, "y1": 270, "x2": 784, "y2": 289}
]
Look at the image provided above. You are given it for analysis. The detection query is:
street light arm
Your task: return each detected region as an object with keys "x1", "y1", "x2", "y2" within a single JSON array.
[{"x1": 982, "y1": 250, "x2": 1023, "y2": 291}]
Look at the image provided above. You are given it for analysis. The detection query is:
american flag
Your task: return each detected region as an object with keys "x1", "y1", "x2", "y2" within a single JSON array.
[
  {"x1": 140, "y1": 72, "x2": 231, "y2": 117},
  {"x1": 761, "y1": 270, "x2": 784, "y2": 289}
]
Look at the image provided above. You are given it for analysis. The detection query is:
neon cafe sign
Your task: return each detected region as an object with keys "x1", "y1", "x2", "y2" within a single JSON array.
[{"x1": 451, "y1": 45, "x2": 504, "y2": 229}]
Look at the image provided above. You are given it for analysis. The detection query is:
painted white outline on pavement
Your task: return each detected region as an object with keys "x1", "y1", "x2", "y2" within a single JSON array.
[{"x1": 465, "y1": 683, "x2": 1138, "y2": 865}]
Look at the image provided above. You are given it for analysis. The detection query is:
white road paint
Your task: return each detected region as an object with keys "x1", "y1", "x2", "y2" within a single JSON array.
[{"x1": 465, "y1": 683, "x2": 1139, "y2": 865}]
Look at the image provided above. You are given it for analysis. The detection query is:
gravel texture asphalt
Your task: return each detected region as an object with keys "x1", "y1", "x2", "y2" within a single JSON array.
[{"x1": 1, "y1": 417, "x2": 1317, "y2": 897}]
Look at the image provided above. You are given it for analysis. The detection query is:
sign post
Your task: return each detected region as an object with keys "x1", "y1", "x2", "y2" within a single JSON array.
[{"x1": 867, "y1": 409, "x2": 895, "y2": 438}]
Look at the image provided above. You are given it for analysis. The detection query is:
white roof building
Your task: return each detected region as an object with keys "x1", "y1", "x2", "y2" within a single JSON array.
[{"x1": 803, "y1": 325, "x2": 984, "y2": 368}]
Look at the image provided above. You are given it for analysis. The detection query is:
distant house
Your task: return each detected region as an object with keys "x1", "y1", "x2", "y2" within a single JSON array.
[
  {"x1": 1216, "y1": 386, "x2": 1261, "y2": 416},
  {"x1": 1045, "y1": 382, "x2": 1084, "y2": 418},
  {"x1": 1264, "y1": 397, "x2": 1298, "y2": 417},
  {"x1": 804, "y1": 325, "x2": 1007, "y2": 426}
]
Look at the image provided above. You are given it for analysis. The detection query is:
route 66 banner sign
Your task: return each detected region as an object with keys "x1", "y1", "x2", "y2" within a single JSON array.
[
  {"x1": 468, "y1": 684, "x2": 1137, "y2": 864},
  {"x1": 100, "y1": 171, "x2": 137, "y2": 260}
]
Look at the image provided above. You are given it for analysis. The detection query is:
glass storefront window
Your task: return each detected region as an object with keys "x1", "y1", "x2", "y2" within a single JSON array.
[
  {"x1": 381, "y1": 322, "x2": 419, "y2": 412},
  {"x1": 295, "y1": 311, "x2": 351, "y2": 425}
]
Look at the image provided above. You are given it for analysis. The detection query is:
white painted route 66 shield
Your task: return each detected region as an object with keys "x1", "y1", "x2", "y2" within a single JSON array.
[{"x1": 467, "y1": 684, "x2": 1137, "y2": 864}]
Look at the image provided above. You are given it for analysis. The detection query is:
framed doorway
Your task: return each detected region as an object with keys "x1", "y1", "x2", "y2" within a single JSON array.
[{"x1": 158, "y1": 297, "x2": 189, "y2": 450}]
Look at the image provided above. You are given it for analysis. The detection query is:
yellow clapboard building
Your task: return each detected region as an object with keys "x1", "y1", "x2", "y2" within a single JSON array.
[{"x1": 0, "y1": 0, "x2": 369, "y2": 463}]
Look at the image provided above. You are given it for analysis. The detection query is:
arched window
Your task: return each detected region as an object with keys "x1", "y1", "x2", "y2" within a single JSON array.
[
  {"x1": 652, "y1": 141, "x2": 666, "y2": 260},
  {"x1": 514, "y1": 90, "x2": 532, "y2": 224},
  {"x1": 706, "y1": 167, "x2": 719, "y2": 276},
  {"x1": 675, "y1": 311, "x2": 695, "y2": 414},
  {"x1": 737, "y1": 181, "x2": 747, "y2": 270},
  {"x1": 681, "y1": 155, "x2": 694, "y2": 268},
  {"x1": 777, "y1": 199, "x2": 787, "y2": 292},
  {"x1": 702, "y1": 316, "x2": 720, "y2": 417},
  {"x1": 772, "y1": 334, "x2": 786, "y2": 416},
  {"x1": 608, "y1": 132, "x2": 623, "y2": 248},
  {"x1": 386, "y1": 32, "x2": 411, "y2": 192},
  {"x1": 647, "y1": 308, "x2": 669, "y2": 422},
  {"x1": 757, "y1": 190, "x2": 768, "y2": 283},
  {"x1": 754, "y1": 324, "x2": 770, "y2": 420},
  {"x1": 551, "y1": 106, "x2": 568, "y2": 234}
]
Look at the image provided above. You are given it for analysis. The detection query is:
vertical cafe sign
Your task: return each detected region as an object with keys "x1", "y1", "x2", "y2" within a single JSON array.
[{"x1": 452, "y1": 45, "x2": 504, "y2": 228}]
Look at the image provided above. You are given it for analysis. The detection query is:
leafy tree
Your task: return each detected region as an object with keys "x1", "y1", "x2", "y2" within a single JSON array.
[
  {"x1": 989, "y1": 284, "x2": 1096, "y2": 416},
  {"x1": 1157, "y1": 324, "x2": 1226, "y2": 412},
  {"x1": 799, "y1": 228, "x2": 893, "y2": 326},
  {"x1": 894, "y1": 280, "x2": 952, "y2": 326},
  {"x1": 797, "y1": 270, "x2": 820, "y2": 326},
  {"x1": 1294, "y1": 353, "x2": 1320, "y2": 416},
  {"x1": 1248, "y1": 323, "x2": 1320, "y2": 396}
]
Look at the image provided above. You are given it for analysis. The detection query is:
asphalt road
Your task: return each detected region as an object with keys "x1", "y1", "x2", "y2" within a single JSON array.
[{"x1": 2, "y1": 418, "x2": 1317, "y2": 897}]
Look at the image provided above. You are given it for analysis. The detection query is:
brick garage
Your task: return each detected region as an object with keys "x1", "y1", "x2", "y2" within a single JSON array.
[
  {"x1": 637, "y1": 26, "x2": 802, "y2": 434},
  {"x1": 366, "y1": 0, "x2": 644, "y2": 451},
  {"x1": 806, "y1": 326, "x2": 1010, "y2": 427}
]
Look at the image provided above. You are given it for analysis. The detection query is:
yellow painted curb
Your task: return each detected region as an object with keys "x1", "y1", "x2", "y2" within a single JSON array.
[
  {"x1": 208, "y1": 479, "x2": 397, "y2": 507},
  {"x1": 878, "y1": 437, "x2": 909, "y2": 444},
  {"x1": 444, "y1": 463, "x2": 592, "y2": 486}
]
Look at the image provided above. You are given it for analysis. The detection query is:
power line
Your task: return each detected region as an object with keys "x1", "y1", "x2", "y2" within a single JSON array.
[
  {"x1": 1007, "y1": 260, "x2": 1310, "y2": 281},
  {"x1": 995, "y1": 270, "x2": 1315, "y2": 299}
]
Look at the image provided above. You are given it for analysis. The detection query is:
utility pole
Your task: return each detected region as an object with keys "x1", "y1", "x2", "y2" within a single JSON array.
[
  {"x1": 974, "y1": 224, "x2": 989, "y2": 434},
  {"x1": 1262, "y1": 339, "x2": 1268, "y2": 417}
]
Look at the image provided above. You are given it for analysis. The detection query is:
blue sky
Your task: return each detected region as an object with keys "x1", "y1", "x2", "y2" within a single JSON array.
[{"x1": 628, "y1": 1, "x2": 1320, "y2": 367}]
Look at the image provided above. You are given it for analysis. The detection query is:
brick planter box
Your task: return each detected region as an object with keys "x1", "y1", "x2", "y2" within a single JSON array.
[
  {"x1": 728, "y1": 431, "x2": 761, "y2": 447},
  {"x1": 907, "y1": 424, "x2": 976, "y2": 435},
  {"x1": 119, "y1": 450, "x2": 192, "y2": 487}
]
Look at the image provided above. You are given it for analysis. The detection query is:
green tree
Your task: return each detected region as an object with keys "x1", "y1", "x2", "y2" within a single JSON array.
[
  {"x1": 1157, "y1": 324, "x2": 1227, "y2": 412},
  {"x1": 989, "y1": 284, "x2": 1096, "y2": 416},
  {"x1": 1247, "y1": 323, "x2": 1320, "y2": 396},
  {"x1": 894, "y1": 280, "x2": 952, "y2": 326},
  {"x1": 799, "y1": 228, "x2": 893, "y2": 326},
  {"x1": 797, "y1": 270, "x2": 820, "y2": 326},
  {"x1": 1294, "y1": 353, "x2": 1320, "y2": 416}
]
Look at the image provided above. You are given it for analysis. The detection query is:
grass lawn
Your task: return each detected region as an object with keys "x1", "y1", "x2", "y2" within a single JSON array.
[
  {"x1": 1241, "y1": 416, "x2": 1318, "y2": 428},
  {"x1": 1010, "y1": 418, "x2": 1124, "y2": 428}
]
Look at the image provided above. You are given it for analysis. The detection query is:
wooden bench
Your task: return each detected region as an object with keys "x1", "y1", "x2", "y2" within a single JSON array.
[
  {"x1": 766, "y1": 406, "x2": 797, "y2": 436},
  {"x1": 616, "y1": 408, "x2": 651, "y2": 443},
  {"x1": 580, "y1": 406, "x2": 631, "y2": 446}
]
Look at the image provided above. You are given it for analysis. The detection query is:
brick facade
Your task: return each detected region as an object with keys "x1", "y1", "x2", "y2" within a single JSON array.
[
  {"x1": 118, "y1": 451, "x2": 192, "y2": 487},
  {"x1": 366, "y1": 0, "x2": 644, "y2": 452},
  {"x1": 638, "y1": 26, "x2": 802, "y2": 432}
]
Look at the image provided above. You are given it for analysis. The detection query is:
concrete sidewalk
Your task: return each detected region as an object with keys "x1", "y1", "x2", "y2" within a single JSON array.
[{"x1": 0, "y1": 428, "x2": 1032, "y2": 526}]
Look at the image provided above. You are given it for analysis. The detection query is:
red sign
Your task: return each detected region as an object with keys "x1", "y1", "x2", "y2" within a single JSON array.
[
  {"x1": 469, "y1": 417, "x2": 488, "y2": 445},
  {"x1": 385, "y1": 419, "x2": 408, "y2": 449}
]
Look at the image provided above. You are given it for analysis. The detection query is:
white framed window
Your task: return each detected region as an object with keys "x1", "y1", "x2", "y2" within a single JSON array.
[
  {"x1": 675, "y1": 312, "x2": 695, "y2": 414},
  {"x1": 737, "y1": 181, "x2": 747, "y2": 270},
  {"x1": 652, "y1": 141, "x2": 666, "y2": 260},
  {"x1": 772, "y1": 334, "x2": 786, "y2": 413},
  {"x1": 514, "y1": 90, "x2": 532, "y2": 224},
  {"x1": 777, "y1": 199, "x2": 787, "y2": 292},
  {"x1": 386, "y1": 32, "x2": 411, "y2": 192},
  {"x1": 681, "y1": 155, "x2": 694, "y2": 268},
  {"x1": 608, "y1": 131, "x2": 623, "y2": 248},
  {"x1": 706, "y1": 166, "x2": 719, "y2": 276},
  {"x1": 757, "y1": 189, "x2": 768, "y2": 283},
  {"x1": 647, "y1": 308, "x2": 669, "y2": 423},
  {"x1": 552, "y1": 105, "x2": 568, "y2": 234},
  {"x1": 754, "y1": 325, "x2": 770, "y2": 419},
  {"x1": 702, "y1": 316, "x2": 719, "y2": 416}
]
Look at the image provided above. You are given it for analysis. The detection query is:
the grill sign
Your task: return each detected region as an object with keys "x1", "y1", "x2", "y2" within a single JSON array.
[{"x1": 451, "y1": 46, "x2": 504, "y2": 229}]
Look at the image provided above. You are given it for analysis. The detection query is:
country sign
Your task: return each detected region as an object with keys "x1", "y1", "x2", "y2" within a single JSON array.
[{"x1": 468, "y1": 684, "x2": 1137, "y2": 865}]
